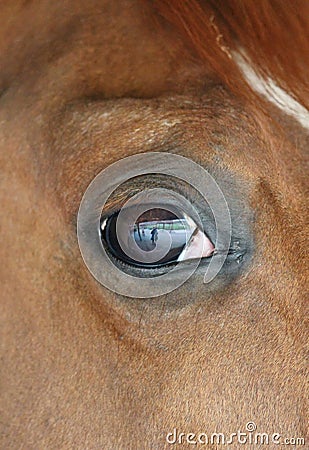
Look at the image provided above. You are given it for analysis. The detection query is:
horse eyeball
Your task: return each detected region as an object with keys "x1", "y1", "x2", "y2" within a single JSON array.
[{"x1": 101, "y1": 207, "x2": 214, "y2": 269}]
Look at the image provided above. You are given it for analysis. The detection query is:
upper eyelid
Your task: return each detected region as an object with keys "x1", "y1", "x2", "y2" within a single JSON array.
[
  {"x1": 99, "y1": 175, "x2": 188, "y2": 211},
  {"x1": 100, "y1": 196, "x2": 204, "y2": 222},
  {"x1": 101, "y1": 201, "x2": 189, "y2": 222},
  {"x1": 98, "y1": 175, "x2": 216, "y2": 238}
]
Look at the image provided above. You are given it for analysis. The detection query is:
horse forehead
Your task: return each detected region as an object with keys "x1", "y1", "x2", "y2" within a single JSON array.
[{"x1": 0, "y1": 0, "x2": 213, "y2": 99}]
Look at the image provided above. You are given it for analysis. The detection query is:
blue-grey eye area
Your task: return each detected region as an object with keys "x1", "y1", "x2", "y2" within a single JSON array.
[{"x1": 101, "y1": 208, "x2": 197, "y2": 269}]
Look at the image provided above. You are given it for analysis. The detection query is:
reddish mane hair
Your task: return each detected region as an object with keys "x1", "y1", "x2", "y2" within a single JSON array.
[{"x1": 154, "y1": 0, "x2": 309, "y2": 109}]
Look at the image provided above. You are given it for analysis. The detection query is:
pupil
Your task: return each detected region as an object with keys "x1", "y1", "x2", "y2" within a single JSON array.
[{"x1": 134, "y1": 209, "x2": 185, "y2": 255}]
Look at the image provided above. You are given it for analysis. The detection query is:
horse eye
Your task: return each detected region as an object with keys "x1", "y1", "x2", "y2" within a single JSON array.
[{"x1": 100, "y1": 207, "x2": 214, "y2": 269}]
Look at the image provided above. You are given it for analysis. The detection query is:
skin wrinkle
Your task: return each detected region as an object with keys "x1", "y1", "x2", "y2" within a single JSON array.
[{"x1": 0, "y1": 0, "x2": 308, "y2": 448}]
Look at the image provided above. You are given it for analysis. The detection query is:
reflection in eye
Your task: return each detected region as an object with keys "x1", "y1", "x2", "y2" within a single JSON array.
[{"x1": 101, "y1": 207, "x2": 214, "y2": 269}]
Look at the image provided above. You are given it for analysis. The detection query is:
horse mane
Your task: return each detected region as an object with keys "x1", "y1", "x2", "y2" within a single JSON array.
[{"x1": 154, "y1": 0, "x2": 309, "y2": 110}]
